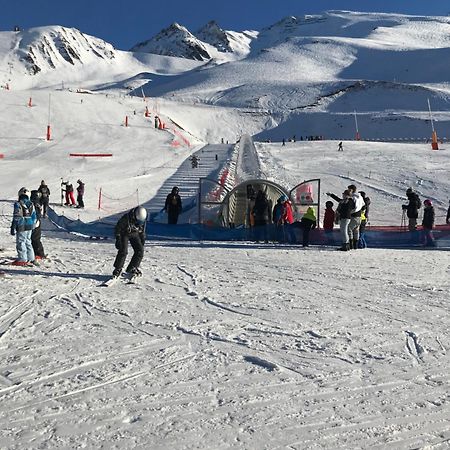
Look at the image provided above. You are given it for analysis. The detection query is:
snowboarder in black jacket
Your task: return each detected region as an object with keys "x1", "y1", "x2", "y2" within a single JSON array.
[
  {"x1": 164, "y1": 187, "x2": 182, "y2": 224},
  {"x1": 112, "y1": 206, "x2": 147, "y2": 278}
]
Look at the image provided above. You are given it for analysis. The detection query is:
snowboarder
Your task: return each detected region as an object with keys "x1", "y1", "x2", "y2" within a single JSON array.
[
  {"x1": 422, "y1": 199, "x2": 435, "y2": 246},
  {"x1": 37, "y1": 180, "x2": 50, "y2": 218},
  {"x1": 63, "y1": 182, "x2": 76, "y2": 206},
  {"x1": 30, "y1": 190, "x2": 46, "y2": 259},
  {"x1": 402, "y1": 187, "x2": 421, "y2": 231},
  {"x1": 112, "y1": 206, "x2": 147, "y2": 278},
  {"x1": 10, "y1": 188, "x2": 38, "y2": 266},
  {"x1": 338, "y1": 142, "x2": 343, "y2": 152},
  {"x1": 190, "y1": 155, "x2": 199, "y2": 168},
  {"x1": 164, "y1": 187, "x2": 182, "y2": 224},
  {"x1": 76, "y1": 179, "x2": 85, "y2": 208}
]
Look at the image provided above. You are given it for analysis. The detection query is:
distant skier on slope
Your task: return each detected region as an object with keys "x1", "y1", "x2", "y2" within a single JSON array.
[{"x1": 112, "y1": 206, "x2": 147, "y2": 278}]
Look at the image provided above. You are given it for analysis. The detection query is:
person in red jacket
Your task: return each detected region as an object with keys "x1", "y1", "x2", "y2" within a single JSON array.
[{"x1": 281, "y1": 195, "x2": 295, "y2": 243}]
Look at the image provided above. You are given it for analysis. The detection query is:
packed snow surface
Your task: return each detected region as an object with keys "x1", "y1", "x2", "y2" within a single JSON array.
[{"x1": 0, "y1": 9, "x2": 450, "y2": 450}]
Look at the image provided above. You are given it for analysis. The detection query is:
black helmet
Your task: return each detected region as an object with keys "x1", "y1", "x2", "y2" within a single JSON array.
[
  {"x1": 133, "y1": 206, "x2": 147, "y2": 224},
  {"x1": 172, "y1": 186, "x2": 179, "y2": 193}
]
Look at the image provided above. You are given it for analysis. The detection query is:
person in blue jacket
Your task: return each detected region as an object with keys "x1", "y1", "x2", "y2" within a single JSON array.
[{"x1": 11, "y1": 187, "x2": 38, "y2": 266}]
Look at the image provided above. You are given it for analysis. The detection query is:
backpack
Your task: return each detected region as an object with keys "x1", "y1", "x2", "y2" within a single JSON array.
[{"x1": 20, "y1": 200, "x2": 34, "y2": 218}]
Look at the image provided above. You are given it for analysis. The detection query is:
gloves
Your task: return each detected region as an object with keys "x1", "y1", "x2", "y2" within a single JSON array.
[
  {"x1": 115, "y1": 236, "x2": 121, "y2": 249},
  {"x1": 10, "y1": 226, "x2": 15, "y2": 236}
]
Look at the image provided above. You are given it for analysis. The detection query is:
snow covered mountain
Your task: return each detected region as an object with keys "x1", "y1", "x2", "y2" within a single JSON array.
[
  {"x1": 4, "y1": 26, "x2": 117, "y2": 75},
  {"x1": 130, "y1": 21, "x2": 254, "y2": 62},
  {"x1": 130, "y1": 23, "x2": 212, "y2": 61}
]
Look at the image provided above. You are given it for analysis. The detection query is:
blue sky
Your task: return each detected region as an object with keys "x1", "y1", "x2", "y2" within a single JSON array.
[{"x1": 2, "y1": 0, "x2": 449, "y2": 50}]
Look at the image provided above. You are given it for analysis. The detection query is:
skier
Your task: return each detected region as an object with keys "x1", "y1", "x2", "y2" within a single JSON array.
[
  {"x1": 10, "y1": 188, "x2": 38, "y2": 266},
  {"x1": 30, "y1": 190, "x2": 46, "y2": 259},
  {"x1": 421, "y1": 199, "x2": 435, "y2": 247},
  {"x1": 76, "y1": 179, "x2": 85, "y2": 208},
  {"x1": 338, "y1": 142, "x2": 343, "y2": 152},
  {"x1": 164, "y1": 187, "x2": 182, "y2": 224},
  {"x1": 402, "y1": 188, "x2": 421, "y2": 231},
  {"x1": 112, "y1": 206, "x2": 147, "y2": 278},
  {"x1": 64, "y1": 182, "x2": 76, "y2": 206},
  {"x1": 38, "y1": 180, "x2": 50, "y2": 218},
  {"x1": 190, "y1": 155, "x2": 199, "y2": 168}
]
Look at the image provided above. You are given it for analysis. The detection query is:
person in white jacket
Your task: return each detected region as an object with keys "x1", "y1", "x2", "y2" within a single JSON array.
[{"x1": 347, "y1": 184, "x2": 365, "y2": 249}]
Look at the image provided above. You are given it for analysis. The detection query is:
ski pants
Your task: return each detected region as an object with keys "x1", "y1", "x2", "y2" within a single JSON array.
[
  {"x1": 408, "y1": 217, "x2": 418, "y2": 231},
  {"x1": 339, "y1": 218, "x2": 351, "y2": 244},
  {"x1": 16, "y1": 230, "x2": 35, "y2": 262},
  {"x1": 348, "y1": 216, "x2": 361, "y2": 241},
  {"x1": 77, "y1": 194, "x2": 84, "y2": 208},
  {"x1": 302, "y1": 223, "x2": 314, "y2": 247},
  {"x1": 41, "y1": 198, "x2": 49, "y2": 217},
  {"x1": 114, "y1": 233, "x2": 144, "y2": 272},
  {"x1": 65, "y1": 191, "x2": 76, "y2": 205},
  {"x1": 31, "y1": 225, "x2": 45, "y2": 258},
  {"x1": 168, "y1": 211, "x2": 179, "y2": 224}
]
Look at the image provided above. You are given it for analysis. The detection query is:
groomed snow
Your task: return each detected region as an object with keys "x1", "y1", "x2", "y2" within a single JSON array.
[{"x1": 1, "y1": 10, "x2": 450, "y2": 449}]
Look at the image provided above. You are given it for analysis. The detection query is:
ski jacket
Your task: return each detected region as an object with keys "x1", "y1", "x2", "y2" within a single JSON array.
[
  {"x1": 11, "y1": 197, "x2": 37, "y2": 232},
  {"x1": 77, "y1": 182, "x2": 85, "y2": 196},
  {"x1": 323, "y1": 208, "x2": 335, "y2": 230},
  {"x1": 301, "y1": 207, "x2": 317, "y2": 229},
  {"x1": 38, "y1": 184, "x2": 50, "y2": 198},
  {"x1": 422, "y1": 206, "x2": 435, "y2": 230},
  {"x1": 30, "y1": 191, "x2": 43, "y2": 220},
  {"x1": 115, "y1": 210, "x2": 145, "y2": 237},
  {"x1": 350, "y1": 192, "x2": 365, "y2": 217},
  {"x1": 272, "y1": 202, "x2": 284, "y2": 224},
  {"x1": 65, "y1": 183, "x2": 74, "y2": 193},
  {"x1": 336, "y1": 198, "x2": 356, "y2": 220},
  {"x1": 164, "y1": 193, "x2": 182, "y2": 214},
  {"x1": 282, "y1": 201, "x2": 294, "y2": 224},
  {"x1": 406, "y1": 192, "x2": 421, "y2": 219},
  {"x1": 252, "y1": 194, "x2": 271, "y2": 223}
]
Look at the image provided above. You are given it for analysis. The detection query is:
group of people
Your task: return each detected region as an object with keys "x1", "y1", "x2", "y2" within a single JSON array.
[
  {"x1": 10, "y1": 187, "x2": 47, "y2": 266},
  {"x1": 326, "y1": 185, "x2": 370, "y2": 251},
  {"x1": 61, "y1": 179, "x2": 85, "y2": 208}
]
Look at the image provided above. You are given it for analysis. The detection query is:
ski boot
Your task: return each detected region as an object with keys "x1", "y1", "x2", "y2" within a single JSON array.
[
  {"x1": 112, "y1": 268, "x2": 122, "y2": 278},
  {"x1": 127, "y1": 267, "x2": 142, "y2": 278}
]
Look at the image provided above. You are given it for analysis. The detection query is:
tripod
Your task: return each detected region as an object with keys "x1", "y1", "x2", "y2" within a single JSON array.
[{"x1": 401, "y1": 209, "x2": 407, "y2": 229}]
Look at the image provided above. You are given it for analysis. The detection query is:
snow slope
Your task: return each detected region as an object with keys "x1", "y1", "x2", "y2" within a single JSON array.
[{"x1": 0, "y1": 10, "x2": 450, "y2": 450}]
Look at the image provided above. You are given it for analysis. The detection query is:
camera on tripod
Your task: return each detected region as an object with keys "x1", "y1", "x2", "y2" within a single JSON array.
[{"x1": 401, "y1": 204, "x2": 407, "y2": 211}]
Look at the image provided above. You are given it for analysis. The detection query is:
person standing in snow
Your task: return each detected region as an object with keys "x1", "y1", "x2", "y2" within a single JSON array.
[
  {"x1": 422, "y1": 199, "x2": 435, "y2": 247},
  {"x1": 338, "y1": 142, "x2": 343, "y2": 152},
  {"x1": 10, "y1": 188, "x2": 38, "y2": 266},
  {"x1": 64, "y1": 182, "x2": 76, "y2": 206},
  {"x1": 37, "y1": 180, "x2": 50, "y2": 218},
  {"x1": 358, "y1": 192, "x2": 371, "y2": 249},
  {"x1": 272, "y1": 197, "x2": 285, "y2": 242},
  {"x1": 164, "y1": 187, "x2": 182, "y2": 224},
  {"x1": 446, "y1": 200, "x2": 450, "y2": 224},
  {"x1": 76, "y1": 179, "x2": 85, "y2": 208},
  {"x1": 112, "y1": 206, "x2": 147, "y2": 278},
  {"x1": 402, "y1": 187, "x2": 421, "y2": 231},
  {"x1": 346, "y1": 184, "x2": 365, "y2": 249},
  {"x1": 323, "y1": 200, "x2": 335, "y2": 244},
  {"x1": 328, "y1": 189, "x2": 355, "y2": 251},
  {"x1": 299, "y1": 207, "x2": 317, "y2": 247},
  {"x1": 30, "y1": 190, "x2": 46, "y2": 260},
  {"x1": 252, "y1": 190, "x2": 272, "y2": 243}
]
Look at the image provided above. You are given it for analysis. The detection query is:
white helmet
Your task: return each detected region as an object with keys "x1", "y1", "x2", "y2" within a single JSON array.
[
  {"x1": 133, "y1": 206, "x2": 147, "y2": 224},
  {"x1": 18, "y1": 187, "x2": 30, "y2": 198}
]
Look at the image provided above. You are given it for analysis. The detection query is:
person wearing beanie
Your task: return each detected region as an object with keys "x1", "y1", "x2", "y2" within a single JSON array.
[
  {"x1": 76, "y1": 179, "x2": 85, "y2": 209},
  {"x1": 300, "y1": 206, "x2": 317, "y2": 247},
  {"x1": 11, "y1": 188, "x2": 38, "y2": 266}
]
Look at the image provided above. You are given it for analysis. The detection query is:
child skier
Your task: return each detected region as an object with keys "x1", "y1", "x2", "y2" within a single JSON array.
[
  {"x1": 300, "y1": 207, "x2": 317, "y2": 247},
  {"x1": 112, "y1": 206, "x2": 147, "y2": 278},
  {"x1": 323, "y1": 200, "x2": 335, "y2": 244}
]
